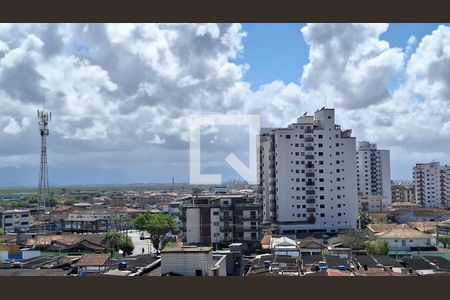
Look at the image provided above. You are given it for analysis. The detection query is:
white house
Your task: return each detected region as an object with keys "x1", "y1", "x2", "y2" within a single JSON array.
[
  {"x1": 376, "y1": 226, "x2": 432, "y2": 256},
  {"x1": 270, "y1": 236, "x2": 300, "y2": 257},
  {"x1": 1, "y1": 209, "x2": 31, "y2": 232}
]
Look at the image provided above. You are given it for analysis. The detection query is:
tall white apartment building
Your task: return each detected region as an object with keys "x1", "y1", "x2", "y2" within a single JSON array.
[
  {"x1": 413, "y1": 162, "x2": 450, "y2": 208},
  {"x1": 258, "y1": 108, "x2": 358, "y2": 234},
  {"x1": 356, "y1": 141, "x2": 391, "y2": 209}
]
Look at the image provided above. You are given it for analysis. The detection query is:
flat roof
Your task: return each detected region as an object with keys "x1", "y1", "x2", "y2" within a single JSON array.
[{"x1": 161, "y1": 246, "x2": 212, "y2": 253}]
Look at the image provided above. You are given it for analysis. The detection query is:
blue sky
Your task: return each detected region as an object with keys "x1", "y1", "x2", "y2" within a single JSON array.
[{"x1": 239, "y1": 23, "x2": 450, "y2": 90}]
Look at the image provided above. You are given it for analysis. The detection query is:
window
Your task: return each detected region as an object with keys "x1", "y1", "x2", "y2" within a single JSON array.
[
  {"x1": 213, "y1": 211, "x2": 219, "y2": 216},
  {"x1": 286, "y1": 135, "x2": 291, "y2": 139},
  {"x1": 318, "y1": 135, "x2": 323, "y2": 139},
  {"x1": 196, "y1": 270, "x2": 203, "y2": 276},
  {"x1": 213, "y1": 222, "x2": 219, "y2": 226}
]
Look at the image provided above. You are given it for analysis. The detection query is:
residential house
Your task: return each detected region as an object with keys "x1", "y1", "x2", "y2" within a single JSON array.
[{"x1": 75, "y1": 253, "x2": 111, "y2": 276}]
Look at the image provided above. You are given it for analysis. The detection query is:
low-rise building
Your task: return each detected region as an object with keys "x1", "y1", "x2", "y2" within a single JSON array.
[
  {"x1": 160, "y1": 246, "x2": 221, "y2": 276},
  {"x1": 358, "y1": 193, "x2": 389, "y2": 212},
  {"x1": 75, "y1": 253, "x2": 111, "y2": 276},
  {"x1": 179, "y1": 194, "x2": 262, "y2": 247},
  {"x1": 0, "y1": 209, "x2": 32, "y2": 233}
]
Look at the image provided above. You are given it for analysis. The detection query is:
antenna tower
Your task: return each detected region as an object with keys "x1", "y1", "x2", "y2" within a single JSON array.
[{"x1": 37, "y1": 108, "x2": 51, "y2": 209}]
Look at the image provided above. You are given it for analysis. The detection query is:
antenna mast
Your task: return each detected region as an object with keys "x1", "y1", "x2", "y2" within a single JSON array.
[{"x1": 37, "y1": 107, "x2": 51, "y2": 210}]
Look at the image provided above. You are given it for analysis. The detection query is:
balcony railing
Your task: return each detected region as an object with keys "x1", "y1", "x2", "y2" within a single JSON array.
[
  {"x1": 305, "y1": 146, "x2": 314, "y2": 151},
  {"x1": 220, "y1": 215, "x2": 233, "y2": 221},
  {"x1": 220, "y1": 226, "x2": 233, "y2": 232},
  {"x1": 305, "y1": 137, "x2": 314, "y2": 142},
  {"x1": 305, "y1": 172, "x2": 315, "y2": 177},
  {"x1": 306, "y1": 199, "x2": 316, "y2": 204},
  {"x1": 306, "y1": 190, "x2": 315, "y2": 195},
  {"x1": 306, "y1": 208, "x2": 316, "y2": 213},
  {"x1": 305, "y1": 155, "x2": 314, "y2": 160}
]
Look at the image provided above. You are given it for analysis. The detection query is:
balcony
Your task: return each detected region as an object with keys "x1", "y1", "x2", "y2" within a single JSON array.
[
  {"x1": 306, "y1": 181, "x2": 315, "y2": 186},
  {"x1": 307, "y1": 215, "x2": 316, "y2": 223},
  {"x1": 306, "y1": 199, "x2": 316, "y2": 204},
  {"x1": 306, "y1": 190, "x2": 315, "y2": 195},
  {"x1": 305, "y1": 128, "x2": 313, "y2": 134},
  {"x1": 220, "y1": 215, "x2": 233, "y2": 221},
  {"x1": 305, "y1": 155, "x2": 314, "y2": 160},
  {"x1": 305, "y1": 137, "x2": 314, "y2": 142},
  {"x1": 235, "y1": 215, "x2": 259, "y2": 221},
  {"x1": 306, "y1": 163, "x2": 314, "y2": 169},
  {"x1": 306, "y1": 208, "x2": 316, "y2": 213},
  {"x1": 220, "y1": 226, "x2": 233, "y2": 232},
  {"x1": 305, "y1": 146, "x2": 314, "y2": 151},
  {"x1": 305, "y1": 172, "x2": 315, "y2": 177},
  {"x1": 235, "y1": 226, "x2": 259, "y2": 232}
]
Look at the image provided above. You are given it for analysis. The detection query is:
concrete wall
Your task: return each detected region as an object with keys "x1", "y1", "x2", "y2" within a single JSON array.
[
  {"x1": 186, "y1": 208, "x2": 200, "y2": 244},
  {"x1": 161, "y1": 251, "x2": 213, "y2": 276}
]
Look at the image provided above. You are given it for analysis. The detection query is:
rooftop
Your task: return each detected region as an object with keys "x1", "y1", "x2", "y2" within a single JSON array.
[
  {"x1": 376, "y1": 227, "x2": 431, "y2": 239},
  {"x1": 160, "y1": 246, "x2": 212, "y2": 254},
  {"x1": 75, "y1": 253, "x2": 111, "y2": 267}
]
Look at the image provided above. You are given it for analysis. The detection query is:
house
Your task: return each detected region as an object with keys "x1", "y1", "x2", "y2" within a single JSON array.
[
  {"x1": 389, "y1": 208, "x2": 450, "y2": 223},
  {"x1": 246, "y1": 254, "x2": 301, "y2": 276},
  {"x1": 75, "y1": 253, "x2": 111, "y2": 276},
  {"x1": 270, "y1": 236, "x2": 300, "y2": 257},
  {"x1": 376, "y1": 227, "x2": 432, "y2": 256},
  {"x1": 298, "y1": 237, "x2": 324, "y2": 256},
  {"x1": 25, "y1": 233, "x2": 105, "y2": 253},
  {"x1": 160, "y1": 246, "x2": 224, "y2": 276}
]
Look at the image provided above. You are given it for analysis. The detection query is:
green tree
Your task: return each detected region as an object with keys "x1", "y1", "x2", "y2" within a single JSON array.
[
  {"x1": 338, "y1": 230, "x2": 368, "y2": 250},
  {"x1": 102, "y1": 232, "x2": 134, "y2": 256},
  {"x1": 0, "y1": 228, "x2": 5, "y2": 235},
  {"x1": 438, "y1": 236, "x2": 450, "y2": 248},
  {"x1": 132, "y1": 213, "x2": 178, "y2": 251},
  {"x1": 359, "y1": 212, "x2": 372, "y2": 228},
  {"x1": 366, "y1": 240, "x2": 389, "y2": 255}
]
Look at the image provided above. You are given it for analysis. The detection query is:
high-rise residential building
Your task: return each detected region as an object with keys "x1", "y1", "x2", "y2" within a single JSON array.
[
  {"x1": 413, "y1": 162, "x2": 450, "y2": 208},
  {"x1": 257, "y1": 107, "x2": 358, "y2": 234},
  {"x1": 356, "y1": 141, "x2": 391, "y2": 210}
]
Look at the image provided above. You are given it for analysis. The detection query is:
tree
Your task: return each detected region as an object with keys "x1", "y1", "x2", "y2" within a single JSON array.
[
  {"x1": 132, "y1": 213, "x2": 178, "y2": 252},
  {"x1": 366, "y1": 240, "x2": 389, "y2": 255},
  {"x1": 102, "y1": 232, "x2": 134, "y2": 256},
  {"x1": 359, "y1": 212, "x2": 372, "y2": 228},
  {"x1": 338, "y1": 230, "x2": 368, "y2": 250},
  {"x1": 0, "y1": 228, "x2": 5, "y2": 235},
  {"x1": 438, "y1": 236, "x2": 450, "y2": 248}
]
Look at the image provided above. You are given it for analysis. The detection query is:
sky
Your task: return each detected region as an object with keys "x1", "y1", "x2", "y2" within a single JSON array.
[{"x1": 1, "y1": 23, "x2": 450, "y2": 187}]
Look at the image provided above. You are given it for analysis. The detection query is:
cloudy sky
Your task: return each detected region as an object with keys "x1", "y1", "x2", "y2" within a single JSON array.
[{"x1": 1, "y1": 23, "x2": 450, "y2": 187}]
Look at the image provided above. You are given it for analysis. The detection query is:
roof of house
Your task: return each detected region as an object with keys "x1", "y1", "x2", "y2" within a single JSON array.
[
  {"x1": 26, "y1": 233, "x2": 104, "y2": 249},
  {"x1": 271, "y1": 236, "x2": 297, "y2": 248},
  {"x1": 376, "y1": 227, "x2": 431, "y2": 239},
  {"x1": 0, "y1": 269, "x2": 71, "y2": 276},
  {"x1": 75, "y1": 253, "x2": 111, "y2": 267},
  {"x1": 356, "y1": 268, "x2": 411, "y2": 276},
  {"x1": 298, "y1": 237, "x2": 324, "y2": 248},
  {"x1": 402, "y1": 256, "x2": 437, "y2": 270},
  {"x1": 407, "y1": 222, "x2": 437, "y2": 233},
  {"x1": 367, "y1": 223, "x2": 408, "y2": 233},
  {"x1": 161, "y1": 246, "x2": 212, "y2": 253},
  {"x1": 304, "y1": 269, "x2": 352, "y2": 276}
]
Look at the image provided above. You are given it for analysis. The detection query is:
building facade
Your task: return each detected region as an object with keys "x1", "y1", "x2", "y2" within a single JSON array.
[
  {"x1": 0, "y1": 209, "x2": 31, "y2": 233},
  {"x1": 180, "y1": 194, "x2": 263, "y2": 247},
  {"x1": 258, "y1": 108, "x2": 358, "y2": 234},
  {"x1": 391, "y1": 183, "x2": 416, "y2": 203},
  {"x1": 356, "y1": 141, "x2": 391, "y2": 209},
  {"x1": 413, "y1": 162, "x2": 450, "y2": 208}
]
